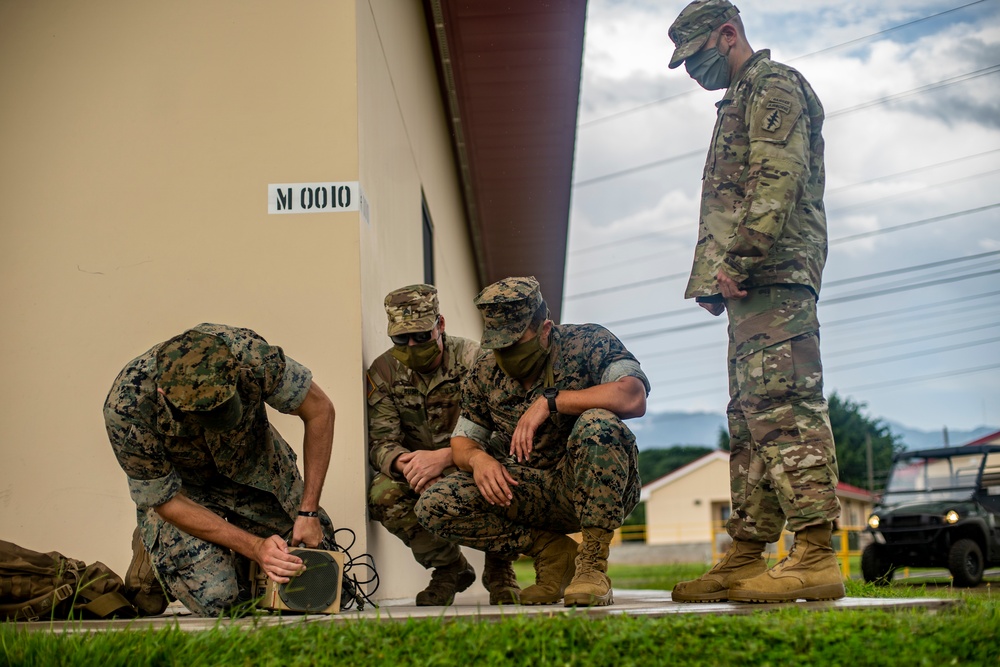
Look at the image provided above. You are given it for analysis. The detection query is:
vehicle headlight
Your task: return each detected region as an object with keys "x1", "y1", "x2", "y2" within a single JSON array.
[
  {"x1": 868, "y1": 514, "x2": 880, "y2": 530},
  {"x1": 945, "y1": 510, "x2": 960, "y2": 524}
]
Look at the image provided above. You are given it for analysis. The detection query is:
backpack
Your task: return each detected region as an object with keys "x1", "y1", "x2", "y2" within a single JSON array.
[{"x1": 0, "y1": 540, "x2": 137, "y2": 621}]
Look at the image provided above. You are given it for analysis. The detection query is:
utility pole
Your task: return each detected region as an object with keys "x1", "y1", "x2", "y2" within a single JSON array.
[
  {"x1": 943, "y1": 426, "x2": 950, "y2": 447},
  {"x1": 866, "y1": 432, "x2": 874, "y2": 493}
]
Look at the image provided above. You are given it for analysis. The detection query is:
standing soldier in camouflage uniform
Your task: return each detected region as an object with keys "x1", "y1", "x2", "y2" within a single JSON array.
[
  {"x1": 666, "y1": 0, "x2": 844, "y2": 603},
  {"x1": 104, "y1": 323, "x2": 338, "y2": 616},
  {"x1": 415, "y1": 277, "x2": 649, "y2": 607},
  {"x1": 368, "y1": 284, "x2": 519, "y2": 606}
]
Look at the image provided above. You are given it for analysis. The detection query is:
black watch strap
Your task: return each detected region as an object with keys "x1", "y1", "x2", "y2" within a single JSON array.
[{"x1": 544, "y1": 388, "x2": 559, "y2": 415}]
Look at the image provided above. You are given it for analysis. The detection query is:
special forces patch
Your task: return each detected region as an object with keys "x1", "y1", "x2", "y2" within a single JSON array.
[
  {"x1": 762, "y1": 97, "x2": 792, "y2": 132},
  {"x1": 750, "y1": 88, "x2": 801, "y2": 143}
]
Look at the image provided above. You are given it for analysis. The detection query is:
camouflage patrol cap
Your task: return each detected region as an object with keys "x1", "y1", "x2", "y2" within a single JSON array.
[
  {"x1": 668, "y1": 0, "x2": 740, "y2": 69},
  {"x1": 474, "y1": 276, "x2": 543, "y2": 349},
  {"x1": 156, "y1": 329, "x2": 238, "y2": 412},
  {"x1": 384, "y1": 284, "x2": 440, "y2": 336}
]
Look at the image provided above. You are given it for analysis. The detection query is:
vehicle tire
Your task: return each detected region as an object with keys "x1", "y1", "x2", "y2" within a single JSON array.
[
  {"x1": 948, "y1": 539, "x2": 984, "y2": 587},
  {"x1": 861, "y1": 543, "x2": 895, "y2": 585}
]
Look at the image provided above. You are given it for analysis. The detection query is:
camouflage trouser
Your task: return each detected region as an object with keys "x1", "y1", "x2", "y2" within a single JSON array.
[
  {"x1": 137, "y1": 482, "x2": 335, "y2": 617},
  {"x1": 414, "y1": 409, "x2": 640, "y2": 559},
  {"x1": 725, "y1": 284, "x2": 840, "y2": 542},
  {"x1": 368, "y1": 472, "x2": 464, "y2": 569}
]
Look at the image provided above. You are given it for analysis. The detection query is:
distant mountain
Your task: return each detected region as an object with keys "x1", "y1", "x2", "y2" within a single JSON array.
[
  {"x1": 884, "y1": 421, "x2": 999, "y2": 450},
  {"x1": 629, "y1": 410, "x2": 727, "y2": 450},
  {"x1": 629, "y1": 410, "x2": 999, "y2": 452}
]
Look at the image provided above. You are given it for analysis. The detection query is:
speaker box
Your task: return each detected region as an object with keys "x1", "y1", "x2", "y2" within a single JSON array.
[{"x1": 252, "y1": 548, "x2": 345, "y2": 614}]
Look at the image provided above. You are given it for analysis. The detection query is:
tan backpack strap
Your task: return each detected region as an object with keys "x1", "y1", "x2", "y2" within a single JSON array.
[
  {"x1": 78, "y1": 591, "x2": 136, "y2": 619},
  {"x1": 0, "y1": 583, "x2": 73, "y2": 622}
]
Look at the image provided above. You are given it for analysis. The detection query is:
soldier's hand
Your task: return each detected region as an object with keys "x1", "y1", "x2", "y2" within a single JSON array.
[
  {"x1": 716, "y1": 270, "x2": 747, "y2": 299},
  {"x1": 399, "y1": 450, "x2": 449, "y2": 493},
  {"x1": 470, "y1": 451, "x2": 518, "y2": 506},
  {"x1": 510, "y1": 397, "x2": 548, "y2": 462},
  {"x1": 412, "y1": 475, "x2": 442, "y2": 495},
  {"x1": 699, "y1": 301, "x2": 726, "y2": 316},
  {"x1": 254, "y1": 534, "x2": 305, "y2": 583},
  {"x1": 291, "y1": 515, "x2": 323, "y2": 550}
]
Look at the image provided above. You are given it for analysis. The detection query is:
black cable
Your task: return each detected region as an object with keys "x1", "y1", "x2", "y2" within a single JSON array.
[{"x1": 829, "y1": 203, "x2": 1000, "y2": 245}]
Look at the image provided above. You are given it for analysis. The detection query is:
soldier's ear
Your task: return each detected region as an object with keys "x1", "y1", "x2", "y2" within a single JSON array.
[{"x1": 437, "y1": 315, "x2": 446, "y2": 333}]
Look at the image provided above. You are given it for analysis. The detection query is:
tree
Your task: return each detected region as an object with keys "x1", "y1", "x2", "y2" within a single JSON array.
[{"x1": 827, "y1": 392, "x2": 903, "y2": 492}]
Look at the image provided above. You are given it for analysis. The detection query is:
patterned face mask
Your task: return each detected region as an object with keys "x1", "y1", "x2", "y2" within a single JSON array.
[
  {"x1": 685, "y1": 45, "x2": 730, "y2": 91},
  {"x1": 391, "y1": 338, "x2": 441, "y2": 373},
  {"x1": 494, "y1": 336, "x2": 548, "y2": 381}
]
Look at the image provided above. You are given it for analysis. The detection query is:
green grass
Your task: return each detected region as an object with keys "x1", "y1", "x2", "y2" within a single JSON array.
[{"x1": 3, "y1": 564, "x2": 999, "y2": 667}]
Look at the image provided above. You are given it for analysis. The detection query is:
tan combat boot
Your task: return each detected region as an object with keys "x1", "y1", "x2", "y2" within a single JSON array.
[
  {"x1": 482, "y1": 553, "x2": 521, "y2": 605},
  {"x1": 124, "y1": 527, "x2": 169, "y2": 616},
  {"x1": 728, "y1": 523, "x2": 846, "y2": 603},
  {"x1": 415, "y1": 553, "x2": 476, "y2": 606},
  {"x1": 671, "y1": 539, "x2": 768, "y2": 602},
  {"x1": 563, "y1": 527, "x2": 614, "y2": 607},
  {"x1": 519, "y1": 531, "x2": 578, "y2": 605}
]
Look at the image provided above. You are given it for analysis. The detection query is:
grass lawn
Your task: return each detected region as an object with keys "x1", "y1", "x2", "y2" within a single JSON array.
[{"x1": 3, "y1": 564, "x2": 998, "y2": 666}]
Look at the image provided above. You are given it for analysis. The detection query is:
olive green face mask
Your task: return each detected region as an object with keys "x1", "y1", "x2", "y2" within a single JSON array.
[
  {"x1": 391, "y1": 339, "x2": 441, "y2": 373},
  {"x1": 494, "y1": 336, "x2": 548, "y2": 381}
]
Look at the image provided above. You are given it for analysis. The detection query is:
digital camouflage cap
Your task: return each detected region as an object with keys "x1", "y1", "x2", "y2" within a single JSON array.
[
  {"x1": 384, "y1": 284, "x2": 440, "y2": 336},
  {"x1": 474, "y1": 276, "x2": 543, "y2": 349},
  {"x1": 668, "y1": 0, "x2": 740, "y2": 69},
  {"x1": 156, "y1": 329, "x2": 239, "y2": 412}
]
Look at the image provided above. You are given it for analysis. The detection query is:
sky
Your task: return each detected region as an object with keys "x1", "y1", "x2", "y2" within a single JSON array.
[{"x1": 563, "y1": 0, "x2": 1000, "y2": 433}]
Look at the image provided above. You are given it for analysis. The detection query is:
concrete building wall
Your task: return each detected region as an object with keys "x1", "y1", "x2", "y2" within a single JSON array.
[
  {"x1": 356, "y1": 0, "x2": 483, "y2": 600},
  {"x1": 0, "y1": 0, "x2": 368, "y2": 578},
  {"x1": 645, "y1": 457, "x2": 731, "y2": 545}
]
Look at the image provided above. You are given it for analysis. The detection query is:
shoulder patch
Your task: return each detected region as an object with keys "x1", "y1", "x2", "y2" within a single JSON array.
[
  {"x1": 366, "y1": 371, "x2": 377, "y2": 400},
  {"x1": 750, "y1": 88, "x2": 802, "y2": 143}
]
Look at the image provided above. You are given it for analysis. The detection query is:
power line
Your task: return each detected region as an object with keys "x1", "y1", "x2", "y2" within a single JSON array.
[
  {"x1": 570, "y1": 150, "x2": 1000, "y2": 272},
  {"x1": 566, "y1": 271, "x2": 688, "y2": 300},
  {"x1": 827, "y1": 167, "x2": 1000, "y2": 216},
  {"x1": 577, "y1": 0, "x2": 992, "y2": 129},
  {"x1": 573, "y1": 65, "x2": 1000, "y2": 189},
  {"x1": 650, "y1": 360, "x2": 1000, "y2": 403},
  {"x1": 620, "y1": 270, "x2": 1000, "y2": 343},
  {"x1": 824, "y1": 250, "x2": 1000, "y2": 288},
  {"x1": 628, "y1": 290, "x2": 1000, "y2": 360},
  {"x1": 822, "y1": 268, "x2": 1000, "y2": 305},
  {"x1": 826, "y1": 64, "x2": 1000, "y2": 119},
  {"x1": 840, "y1": 362, "x2": 1000, "y2": 392},
  {"x1": 571, "y1": 235, "x2": 999, "y2": 304},
  {"x1": 827, "y1": 335, "x2": 1000, "y2": 372},
  {"x1": 825, "y1": 322, "x2": 1000, "y2": 358},
  {"x1": 826, "y1": 148, "x2": 1000, "y2": 196},
  {"x1": 830, "y1": 203, "x2": 1000, "y2": 244}
]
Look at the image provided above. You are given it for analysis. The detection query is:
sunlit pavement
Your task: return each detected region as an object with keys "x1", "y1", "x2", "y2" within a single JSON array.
[{"x1": 9, "y1": 589, "x2": 960, "y2": 634}]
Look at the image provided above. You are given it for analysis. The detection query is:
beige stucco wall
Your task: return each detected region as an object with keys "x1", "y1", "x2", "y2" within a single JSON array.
[
  {"x1": 357, "y1": 0, "x2": 484, "y2": 601},
  {"x1": 645, "y1": 457, "x2": 732, "y2": 545},
  {"x1": 0, "y1": 0, "x2": 367, "y2": 579}
]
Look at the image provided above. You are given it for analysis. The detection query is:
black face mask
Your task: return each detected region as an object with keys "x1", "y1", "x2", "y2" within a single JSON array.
[{"x1": 685, "y1": 45, "x2": 730, "y2": 91}]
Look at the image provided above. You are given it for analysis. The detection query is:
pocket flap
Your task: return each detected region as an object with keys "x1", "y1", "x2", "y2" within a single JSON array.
[{"x1": 734, "y1": 304, "x2": 818, "y2": 359}]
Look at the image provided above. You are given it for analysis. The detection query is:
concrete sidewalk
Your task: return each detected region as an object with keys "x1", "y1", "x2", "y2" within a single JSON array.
[{"x1": 10, "y1": 589, "x2": 958, "y2": 634}]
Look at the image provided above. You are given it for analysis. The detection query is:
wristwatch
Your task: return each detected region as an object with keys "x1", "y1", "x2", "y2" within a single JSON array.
[{"x1": 542, "y1": 387, "x2": 559, "y2": 416}]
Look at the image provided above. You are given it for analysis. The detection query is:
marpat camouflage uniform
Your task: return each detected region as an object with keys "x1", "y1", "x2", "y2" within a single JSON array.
[
  {"x1": 367, "y1": 334, "x2": 480, "y2": 568},
  {"x1": 415, "y1": 323, "x2": 650, "y2": 558},
  {"x1": 686, "y1": 48, "x2": 840, "y2": 540},
  {"x1": 103, "y1": 323, "x2": 335, "y2": 615}
]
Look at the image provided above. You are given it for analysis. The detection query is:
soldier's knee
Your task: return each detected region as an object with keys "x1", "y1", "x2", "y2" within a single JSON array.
[{"x1": 571, "y1": 409, "x2": 633, "y2": 446}]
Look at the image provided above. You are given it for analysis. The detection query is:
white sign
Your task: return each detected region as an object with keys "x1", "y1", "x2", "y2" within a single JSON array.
[{"x1": 268, "y1": 181, "x2": 362, "y2": 215}]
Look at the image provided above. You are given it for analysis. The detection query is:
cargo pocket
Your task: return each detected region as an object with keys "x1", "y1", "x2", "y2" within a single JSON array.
[{"x1": 733, "y1": 300, "x2": 819, "y2": 414}]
